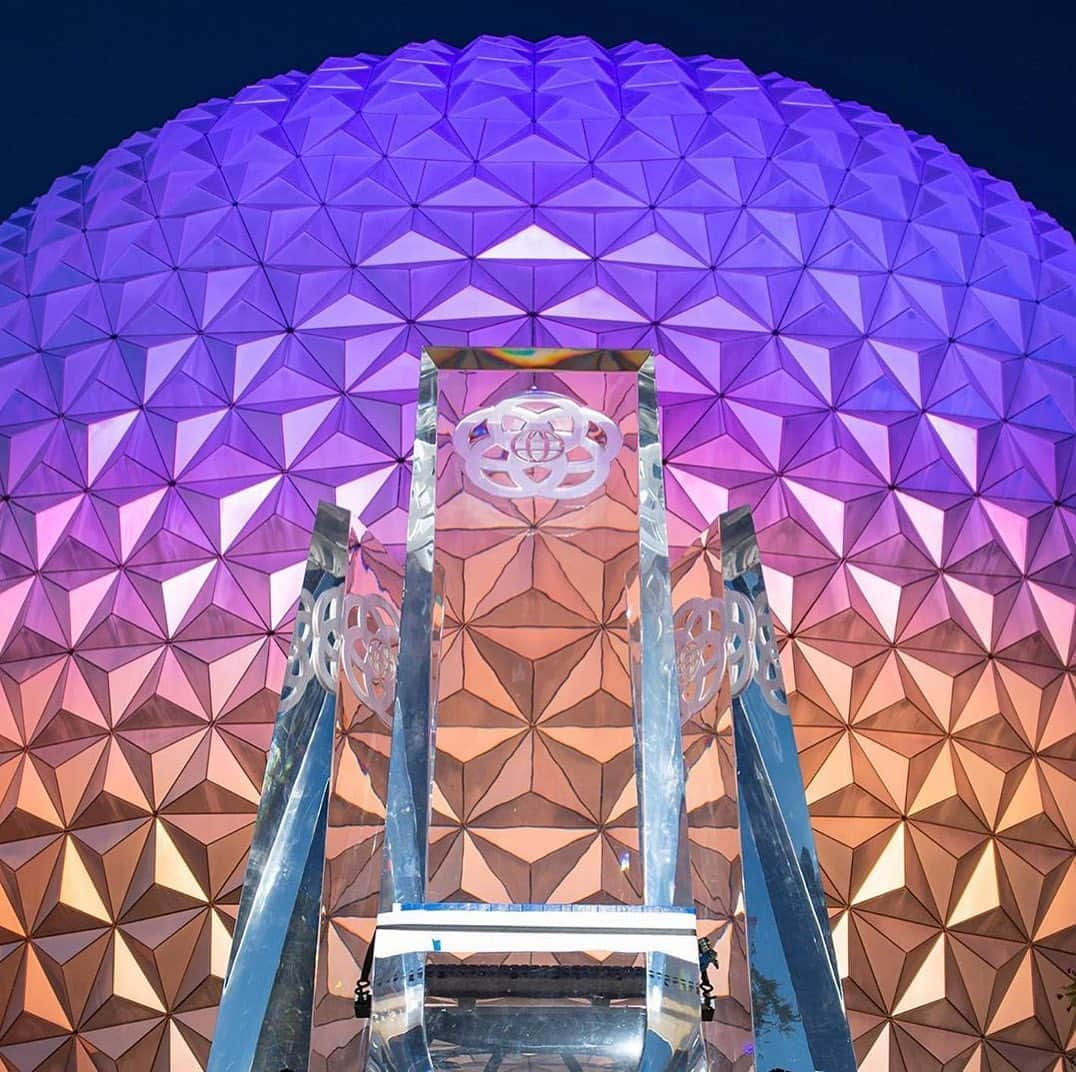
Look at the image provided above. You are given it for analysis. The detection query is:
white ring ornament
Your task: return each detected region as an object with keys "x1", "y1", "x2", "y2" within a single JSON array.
[
  {"x1": 279, "y1": 588, "x2": 316, "y2": 714},
  {"x1": 341, "y1": 592, "x2": 401, "y2": 721},
  {"x1": 752, "y1": 589, "x2": 789, "y2": 716},
  {"x1": 278, "y1": 583, "x2": 400, "y2": 723},
  {"x1": 673, "y1": 587, "x2": 790, "y2": 719},
  {"x1": 452, "y1": 390, "x2": 622, "y2": 501},
  {"x1": 724, "y1": 589, "x2": 758, "y2": 701},
  {"x1": 673, "y1": 597, "x2": 727, "y2": 719}
]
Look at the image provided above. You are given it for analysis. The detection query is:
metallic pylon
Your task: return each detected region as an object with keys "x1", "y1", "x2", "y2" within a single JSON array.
[
  {"x1": 207, "y1": 372, "x2": 858, "y2": 1072},
  {"x1": 366, "y1": 347, "x2": 704, "y2": 1072},
  {"x1": 208, "y1": 502, "x2": 350, "y2": 1072},
  {"x1": 720, "y1": 505, "x2": 857, "y2": 1072}
]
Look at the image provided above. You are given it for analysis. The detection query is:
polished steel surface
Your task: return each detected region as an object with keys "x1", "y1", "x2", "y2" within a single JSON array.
[
  {"x1": 368, "y1": 352, "x2": 441, "y2": 1072},
  {"x1": 633, "y1": 356, "x2": 705, "y2": 1072},
  {"x1": 634, "y1": 356, "x2": 692, "y2": 912},
  {"x1": 366, "y1": 348, "x2": 705, "y2": 1072},
  {"x1": 671, "y1": 521, "x2": 753, "y2": 1070},
  {"x1": 208, "y1": 357, "x2": 856, "y2": 1072},
  {"x1": 311, "y1": 534, "x2": 403, "y2": 1066},
  {"x1": 381, "y1": 352, "x2": 440, "y2": 909},
  {"x1": 720, "y1": 506, "x2": 856, "y2": 1072},
  {"x1": 208, "y1": 501, "x2": 350, "y2": 1072}
]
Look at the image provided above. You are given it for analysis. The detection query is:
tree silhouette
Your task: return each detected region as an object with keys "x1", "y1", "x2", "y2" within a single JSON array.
[
  {"x1": 1059, "y1": 967, "x2": 1075, "y2": 1011},
  {"x1": 751, "y1": 966, "x2": 800, "y2": 1037}
]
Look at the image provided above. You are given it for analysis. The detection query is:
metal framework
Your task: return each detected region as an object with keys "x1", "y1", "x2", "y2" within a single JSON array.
[{"x1": 207, "y1": 350, "x2": 854, "y2": 1072}]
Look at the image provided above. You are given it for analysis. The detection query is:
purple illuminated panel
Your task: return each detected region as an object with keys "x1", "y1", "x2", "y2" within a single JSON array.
[{"x1": 0, "y1": 34, "x2": 1073, "y2": 1072}]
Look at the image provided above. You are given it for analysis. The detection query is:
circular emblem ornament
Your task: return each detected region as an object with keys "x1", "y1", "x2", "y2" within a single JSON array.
[
  {"x1": 673, "y1": 589, "x2": 790, "y2": 720},
  {"x1": 453, "y1": 390, "x2": 622, "y2": 500},
  {"x1": 673, "y1": 597, "x2": 727, "y2": 721},
  {"x1": 341, "y1": 592, "x2": 401, "y2": 721},
  {"x1": 278, "y1": 584, "x2": 400, "y2": 723},
  {"x1": 510, "y1": 427, "x2": 566, "y2": 466}
]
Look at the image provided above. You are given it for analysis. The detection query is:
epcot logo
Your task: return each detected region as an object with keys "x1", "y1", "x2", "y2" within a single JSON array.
[
  {"x1": 280, "y1": 585, "x2": 400, "y2": 721},
  {"x1": 452, "y1": 390, "x2": 623, "y2": 500},
  {"x1": 675, "y1": 589, "x2": 789, "y2": 719}
]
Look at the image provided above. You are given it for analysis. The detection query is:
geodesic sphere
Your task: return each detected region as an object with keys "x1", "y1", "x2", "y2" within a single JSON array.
[{"x1": 0, "y1": 35, "x2": 1073, "y2": 1072}]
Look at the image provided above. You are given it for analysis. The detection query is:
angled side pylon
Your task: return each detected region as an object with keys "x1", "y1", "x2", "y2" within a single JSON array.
[
  {"x1": 208, "y1": 501, "x2": 350, "y2": 1072},
  {"x1": 720, "y1": 506, "x2": 856, "y2": 1072}
]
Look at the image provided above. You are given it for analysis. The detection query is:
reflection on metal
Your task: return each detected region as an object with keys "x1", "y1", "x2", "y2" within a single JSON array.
[
  {"x1": 452, "y1": 388, "x2": 622, "y2": 500},
  {"x1": 207, "y1": 353, "x2": 855, "y2": 1072},
  {"x1": 311, "y1": 534, "x2": 403, "y2": 1066},
  {"x1": 671, "y1": 521, "x2": 753, "y2": 1069},
  {"x1": 634, "y1": 357, "x2": 692, "y2": 911},
  {"x1": 673, "y1": 597, "x2": 726, "y2": 721},
  {"x1": 633, "y1": 355, "x2": 705, "y2": 1072},
  {"x1": 720, "y1": 505, "x2": 857, "y2": 1072},
  {"x1": 673, "y1": 591, "x2": 790, "y2": 721},
  {"x1": 339, "y1": 592, "x2": 400, "y2": 722},
  {"x1": 367, "y1": 350, "x2": 440, "y2": 1072},
  {"x1": 207, "y1": 501, "x2": 350, "y2": 1072},
  {"x1": 366, "y1": 347, "x2": 705, "y2": 1072}
]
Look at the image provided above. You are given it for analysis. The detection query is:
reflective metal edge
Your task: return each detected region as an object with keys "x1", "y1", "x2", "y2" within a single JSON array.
[
  {"x1": 208, "y1": 500, "x2": 350, "y2": 1072},
  {"x1": 719, "y1": 505, "x2": 857, "y2": 1072}
]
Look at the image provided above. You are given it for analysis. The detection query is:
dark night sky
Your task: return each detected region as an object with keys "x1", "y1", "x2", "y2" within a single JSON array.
[{"x1": 2, "y1": 0, "x2": 1072, "y2": 230}]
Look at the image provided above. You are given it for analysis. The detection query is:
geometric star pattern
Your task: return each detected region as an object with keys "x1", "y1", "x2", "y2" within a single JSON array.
[{"x1": 0, "y1": 34, "x2": 1072, "y2": 1072}]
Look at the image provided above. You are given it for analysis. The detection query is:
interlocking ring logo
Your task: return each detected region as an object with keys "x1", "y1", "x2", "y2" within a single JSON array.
[
  {"x1": 280, "y1": 588, "x2": 317, "y2": 714},
  {"x1": 453, "y1": 390, "x2": 622, "y2": 500},
  {"x1": 751, "y1": 590, "x2": 787, "y2": 715},
  {"x1": 674, "y1": 598, "x2": 727, "y2": 719},
  {"x1": 279, "y1": 583, "x2": 400, "y2": 723},
  {"x1": 340, "y1": 593, "x2": 400, "y2": 720},
  {"x1": 511, "y1": 427, "x2": 566, "y2": 465},
  {"x1": 725, "y1": 590, "x2": 757, "y2": 702},
  {"x1": 673, "y1": 590, "x2": 789, "y2": 719}
]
